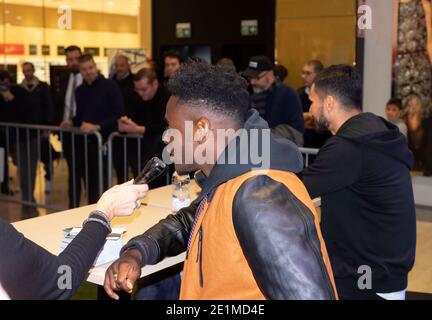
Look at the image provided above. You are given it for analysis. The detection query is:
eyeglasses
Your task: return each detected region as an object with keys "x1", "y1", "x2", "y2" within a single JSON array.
[
  {"x1": 301, "y1": 70, "x2": 314, "y2": 76},
  {"x1": 250, "y1": 71, "x2": 268, "y2": 81}
]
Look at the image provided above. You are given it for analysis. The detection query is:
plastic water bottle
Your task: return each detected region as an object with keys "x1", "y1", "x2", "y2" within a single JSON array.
[{"x1": 172, "y1": 171, "x2": 191, "y2": 212}]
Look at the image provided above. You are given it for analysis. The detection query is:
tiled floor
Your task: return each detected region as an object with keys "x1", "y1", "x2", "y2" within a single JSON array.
[{"x1": 1, "y1": 158, "x2": 432, "y2": 296}]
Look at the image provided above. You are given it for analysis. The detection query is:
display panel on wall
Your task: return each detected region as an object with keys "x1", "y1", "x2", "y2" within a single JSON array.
[
  {"x1": 84, "y1": 47, "x2": 101, "y2": 57},
  {"x1": 29, "y1": 45, "x2": 37, "y2": 55},
  {"x1": 393, "y1": 0, "x2": 432, "y2": 176},
  {"x1": 41, "y1": 45, "x2": 50, "y2": 56},
  {"x1": 106, "y1": 48, "x2": 148, "y2": 77}
]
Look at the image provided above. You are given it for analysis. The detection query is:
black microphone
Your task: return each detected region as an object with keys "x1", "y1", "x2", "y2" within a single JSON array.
[{"x1": 133, "y1": 157, "x2": 167, "y2": 185}]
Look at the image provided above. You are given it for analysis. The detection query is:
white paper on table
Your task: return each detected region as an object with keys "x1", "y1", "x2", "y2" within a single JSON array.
[{"x1": 60, "y1": 228, "x2": 125, "y2": 267}]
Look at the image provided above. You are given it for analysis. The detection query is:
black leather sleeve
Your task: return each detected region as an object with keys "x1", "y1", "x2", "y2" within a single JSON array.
[
  {"x1": 121, "y1": 199, "x2": 199, "y2": 267},
  {"x1": 232, "y1": 175, "x2": 336, "y2": 300}
]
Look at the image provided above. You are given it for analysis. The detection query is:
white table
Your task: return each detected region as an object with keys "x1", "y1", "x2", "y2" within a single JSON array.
[
  {"x1": 11, "y1": 183, "x2": 201, "y2": 286},
  {"x1": 11, "y1": 181, "x2": 319, "y2": 287}
]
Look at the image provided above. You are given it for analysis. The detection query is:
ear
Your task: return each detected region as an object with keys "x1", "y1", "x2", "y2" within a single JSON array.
[
  {"x1": 194, "y1": 118, "x2": 210, "y2": 143},
  {"x1": 323, "y1": 95, "x2": 336, "y2": 114}
]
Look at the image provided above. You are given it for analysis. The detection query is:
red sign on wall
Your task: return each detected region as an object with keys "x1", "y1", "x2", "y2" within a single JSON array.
[{"x1": 0, "y1": 44, "x2": 25, "y2": 55}]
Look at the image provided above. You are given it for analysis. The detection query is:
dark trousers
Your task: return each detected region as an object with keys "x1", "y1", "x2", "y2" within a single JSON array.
[
  {"x1": 0, "y1": 130, "x2": 10, "y2": 195},
  {"x1": 136, "y1": 264, "x2": 182, "y2": 300},
  {"x1": 63, "y1": 133, "x2": 106, "y2": 208},
  {"x1": 40, "y1": 136, "x2": 58, "y2": 181},
  {"x1": 10, "y1": 141, "x2": 38, "y2": 203},
  {"x1": 10, "y1": 139, "x2": 39, "y2": 219}
]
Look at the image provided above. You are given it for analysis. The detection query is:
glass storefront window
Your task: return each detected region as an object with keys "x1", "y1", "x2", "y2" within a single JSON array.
[{"x1": 0, "y1": 0, "x2": 140, "y2": 83}]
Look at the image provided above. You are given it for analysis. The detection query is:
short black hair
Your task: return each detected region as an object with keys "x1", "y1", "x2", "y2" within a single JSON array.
[
  {"x1": 274, "y1": 64, "x2": 288, "y2": 82},
  {"x1": 306, "y1": 60, "x2": 324, "y2": 73},
  {"x1": 78, "y1": 54, "x2": 95, "y2": 64},
  {"x1": 163, "y1": 50, "x2": 184, "y2": 64},
  {"x1": 313, "y1": 64, "x2": 362, "y2": 110},
  {"x1": 167, "y1": 61, "x2": 250, "y2": 125},
  {"x1": 386, "y1": 98, "x2": 403, "y2": 110},
  {"x1": 65, "y1": 45, "x2": 82, "y2": 55},
  {"x1": 22, "y1": 62, "x2": 35, "y2": 71}
]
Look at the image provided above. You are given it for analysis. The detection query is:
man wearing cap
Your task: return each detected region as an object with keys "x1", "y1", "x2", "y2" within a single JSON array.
[{"x1": 243, "y1": 55, "x2": 304, "y2": 146}]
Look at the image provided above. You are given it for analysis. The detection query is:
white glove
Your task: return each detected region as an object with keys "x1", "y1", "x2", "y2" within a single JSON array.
[{"x1": 95, "y1": 180, "x2": 148, "y2": 221}]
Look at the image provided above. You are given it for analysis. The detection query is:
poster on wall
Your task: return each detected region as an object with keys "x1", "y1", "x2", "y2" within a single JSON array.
[
  {"x1": 393, "y1": 0, "x2": 432, "y2": 176},
  {"x1": 105, "y1": 48, "x2": 148, "y2": 78}
]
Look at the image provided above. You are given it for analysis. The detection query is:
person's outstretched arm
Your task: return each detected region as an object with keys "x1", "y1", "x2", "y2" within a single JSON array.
[{"x1": 0, "y1": 181, "x2": 148, "y2": 300}]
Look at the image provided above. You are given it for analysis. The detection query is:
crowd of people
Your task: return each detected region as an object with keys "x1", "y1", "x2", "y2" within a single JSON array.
[
  {"x1": 0, "y1": 57, "x2": 417, "y2": 301},
  {"x1": 0, "y1": 46, "x2": 334, "y2": 218},
  {"x1": 0, "y1": 42, "x2": 421, "y2": 301}
]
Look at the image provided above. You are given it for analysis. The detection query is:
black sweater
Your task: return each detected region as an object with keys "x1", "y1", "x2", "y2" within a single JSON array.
[
  {"x1": 74, "y1": 75, "x2": 124, "y2": 139},
  {"x1": 126, "y1": 86, "x2": 169, "y2": 137},
  {"x1": 302, "y1": 113, "x2": 416, "y2": 297},
  {"x1": 0, "y1": 217, "x2": 109, "y2": 300},
  {"x1": 250, "y1": 82, "x2": 305, "y2": 133},
  {"x1": 23, "y1": 81, "x2": 54, "y2": 125},
  {"x1": 112, "y1": 72, "x2": 136, "y2": 114}
]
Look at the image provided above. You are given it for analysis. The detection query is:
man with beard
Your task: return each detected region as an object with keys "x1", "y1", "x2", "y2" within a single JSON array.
[
  {"x1": 302, "y1": 65, "x2": 416, "y2": 300},
  {"x1": 103, "y1": 61, "x2": 337, "y2": 300},
  {"x1": 244, "y1": 55, "x2": 304, "y2": 146},
  {"x1": 58, "y1": 45, "x2": 83, "y2": 208}
]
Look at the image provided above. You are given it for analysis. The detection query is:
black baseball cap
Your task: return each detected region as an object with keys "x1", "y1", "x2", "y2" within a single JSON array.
[{"x1": 242, "y1": 56, "x2": 274, "y2": 79}]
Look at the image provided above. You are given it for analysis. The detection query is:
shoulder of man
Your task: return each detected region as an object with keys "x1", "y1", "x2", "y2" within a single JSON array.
[{"x1": 276, "y1": 82, "x2": 298, "y2": 96}]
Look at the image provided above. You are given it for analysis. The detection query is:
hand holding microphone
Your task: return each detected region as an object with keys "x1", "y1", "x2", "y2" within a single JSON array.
[{"x1": 95, "y1": 157, "x2": 166, "y2": 219}]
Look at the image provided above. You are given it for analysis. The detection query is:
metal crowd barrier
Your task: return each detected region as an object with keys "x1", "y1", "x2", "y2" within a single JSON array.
[
  {"x1": 0, "y1": 123, "x2": 103, "y2": 212},
  {"x1": 0, "y1": 122, "x2": 320, "y2": 214},
  {"x1": 299, "y1": 147, "x2": 319, "y2": 168},
  {"x1": 106, "y1": 132, "x2": 170, "y2": 188}
]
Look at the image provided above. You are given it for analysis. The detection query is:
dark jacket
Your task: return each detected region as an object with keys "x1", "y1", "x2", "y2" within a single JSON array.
[
  {"x1": 251, "y1": 82, "x2": 305, "y2": 134},
  {"x1": 0, "y1": 215, "x2": 110, "y2": 300},
  {"x1": 302, "y1": 112, "x2": 416, "y2": 298},
  {"x1": 74, "y1": 75, "x2": 125, "y2": 139},
  {"x1": 0, "y1": 85, "x2": 33, "y2": 142},
  {"x1": 0, "y1": 85, "x2": 29, "y2": 124},
  {"x1": 121, "y1": 110, "x2": 337, "y2": 300},
  {"x1": 53, "y1": 70, "x2": 74, "y2": 125},
  {"x1": 112, "y1": 72, "x2": 136, "y2": 114},
  {"x1": 124, "y1": 86, "x2": 169, "y2": 163},
  {"x1": 21, "y1": 80, "x2": 54, "y2": 125},
  {"x1": 127, "y1": 86, "x2": 169, "y2": 137},
  {"x1": 297, "y1": 86, "x2": 311, "y2": 113}
]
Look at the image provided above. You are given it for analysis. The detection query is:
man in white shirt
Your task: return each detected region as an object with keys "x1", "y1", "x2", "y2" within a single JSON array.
[
  {"x1": 60, "y1": 46, "x2": 83, "y2": 127},
  {"x1": 57, "y1": 46, "x2": 83, "y2": 208}
]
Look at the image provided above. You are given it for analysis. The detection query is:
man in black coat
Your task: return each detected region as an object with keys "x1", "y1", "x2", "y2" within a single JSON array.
[
  {"x1": 62, "y1": 54, "x2": 124, "y2": 205},
  {"x1": 302, "y1": 65, "x2": 416, "y2": 300},
  {"x1": 0, "y1": 70, "x2": 39, "y2": 218},
  {"x1": 56, "y1": 45, "x2": 83, "y2": 208},
  {"x1": 243, "y1": 55, "x2": 304, "y2": 146},
  {"x1": 298, "y1": 60, "x2": 331, "y2": 149},
  {"x1": 20, "y1": 62, "x2": 55, "y2": 194},
  {"x1": 111, "y1": 54, "x2": 135, "y2": 113},
  {"x1": 115, "y1": 68, "x2": 169, "y2": 188}
]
